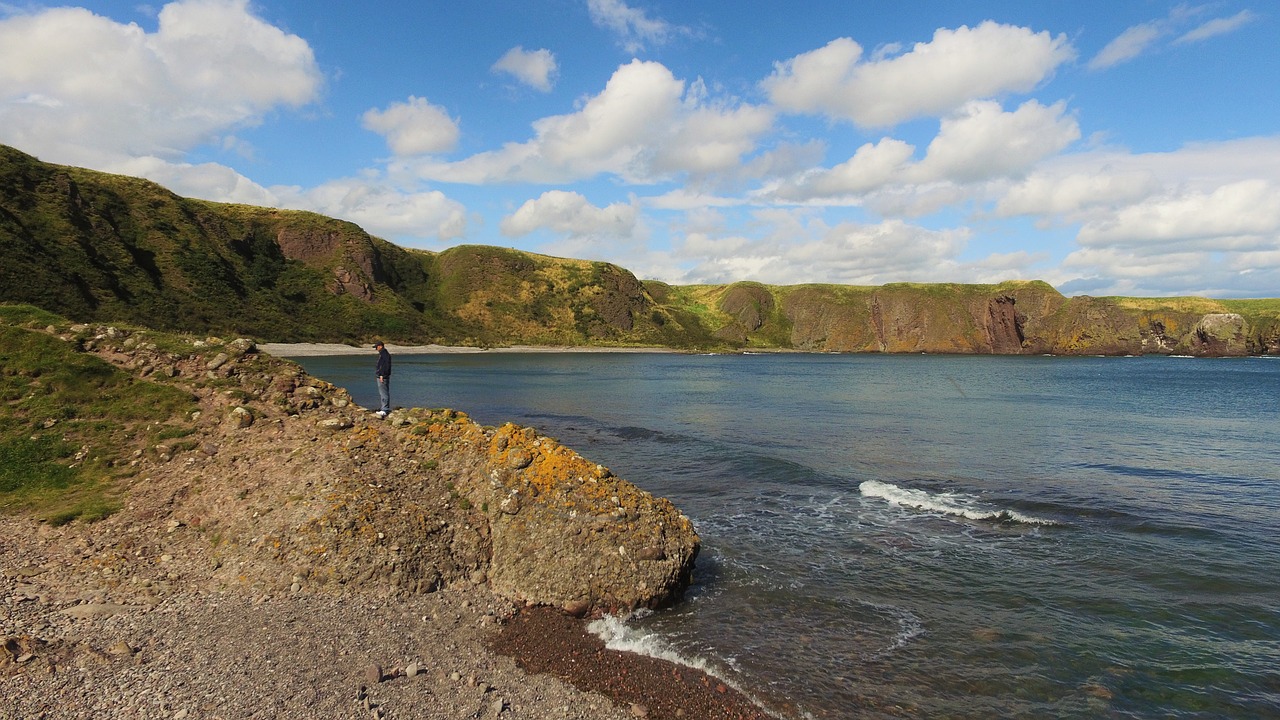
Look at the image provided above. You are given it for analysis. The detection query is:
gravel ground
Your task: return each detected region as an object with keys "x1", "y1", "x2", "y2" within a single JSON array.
[
  {"x1": 3, "y1": 535, "x2": 770, "y2": 720},
  {"x1": 2, "y1": 334, "x2": 781, "y2": 719},
  {"x1": 3, "y1": 518, "x2": 778, "y2": 720}
]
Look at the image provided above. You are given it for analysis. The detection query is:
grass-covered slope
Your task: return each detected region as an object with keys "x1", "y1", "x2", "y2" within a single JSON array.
[
  {"x1": 0, "y1": 145, "x2": 711, "y2": 348},
  {"x1": 0, "y1": 305, "x2": 199, "y2": 522},
  {"x1": 0, "y1": 145, "x2": 442, "y2": 343},
  {"x1": 3, "y1": 144, "x2": 1278, "y2": 355}
]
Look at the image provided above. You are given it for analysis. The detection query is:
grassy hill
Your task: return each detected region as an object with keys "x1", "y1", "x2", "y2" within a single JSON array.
[
  {"x1": 0, "y1": 304, "x2": 200, "y2": 522},
  {"x1": 3, "y1": 144, "x2": 1278, "y2": 355}
]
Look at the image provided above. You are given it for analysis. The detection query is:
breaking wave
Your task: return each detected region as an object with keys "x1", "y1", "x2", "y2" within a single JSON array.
[{"x1": 859, "y1": 480, "x2": 1059, "y2": 526}]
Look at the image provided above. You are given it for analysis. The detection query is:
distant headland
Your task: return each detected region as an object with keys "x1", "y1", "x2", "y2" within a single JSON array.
[{"x1": 3, "y1": 144, "x2": 1277, "y2": 356}]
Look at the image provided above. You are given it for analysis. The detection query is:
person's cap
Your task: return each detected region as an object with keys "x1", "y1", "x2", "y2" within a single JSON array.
[{"x1": 373, "y1": 341, "x2": 384, "y2": 347}]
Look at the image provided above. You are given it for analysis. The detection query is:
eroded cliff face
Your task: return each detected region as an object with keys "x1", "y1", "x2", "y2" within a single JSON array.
[
  {"x1": 275, "y1": 224, "x2": 385, "y2": 301},
  {"x1": 724, "y1": 281, "x2": 1268, "y2": 356}
]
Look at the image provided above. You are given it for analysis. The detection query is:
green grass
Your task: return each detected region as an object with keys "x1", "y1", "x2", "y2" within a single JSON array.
[{"x1": 0, "y1": 310, "x2": 198, "y2": 522}]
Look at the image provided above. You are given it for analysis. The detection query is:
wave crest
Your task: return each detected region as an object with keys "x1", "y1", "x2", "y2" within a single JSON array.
[{"x1": 859, "y1": 480, "x2": 1058, "y2": 526}]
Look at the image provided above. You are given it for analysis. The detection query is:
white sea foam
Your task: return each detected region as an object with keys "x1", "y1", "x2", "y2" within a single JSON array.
[
  {"x1": 588, "y1": 615, "x2": 798, "y2": 718},
  {"x1": 859, "y1": 480, "x2": 1058, "y2": 525},
  {"x1": 587, "y1": 614, "x2": 720, "y2": 674}
]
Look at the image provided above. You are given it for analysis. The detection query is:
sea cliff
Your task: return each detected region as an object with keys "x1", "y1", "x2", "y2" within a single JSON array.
[{"x1": 4, "y1": 144, "x2": 1278, "y2": 356}]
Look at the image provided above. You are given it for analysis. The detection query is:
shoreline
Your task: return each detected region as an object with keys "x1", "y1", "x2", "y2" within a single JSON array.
[{"x1": 259, "y1": 342, "x2": 680, "y2": 357}]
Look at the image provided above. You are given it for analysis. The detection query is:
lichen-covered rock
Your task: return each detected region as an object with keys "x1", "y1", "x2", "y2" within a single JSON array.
[
  {"x1": 389, "y1": 416, "x2": 700, "y2": 615},
  {"x1": 478, "y1": 423, "x2": 699, "y2": 615},
  {"x1": 1190, "y1": 313, "x2": 1248, "y2": 356}
]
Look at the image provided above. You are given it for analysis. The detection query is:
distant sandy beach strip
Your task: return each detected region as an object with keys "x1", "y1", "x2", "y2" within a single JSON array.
[{"x1": 259, "y1": 342, "x2": 676, "y2": 357}]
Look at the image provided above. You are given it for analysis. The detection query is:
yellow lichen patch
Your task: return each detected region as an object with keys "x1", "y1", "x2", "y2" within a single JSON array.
[{"x1": 485, "y1": 423, "x2": 621, "y2": 511}]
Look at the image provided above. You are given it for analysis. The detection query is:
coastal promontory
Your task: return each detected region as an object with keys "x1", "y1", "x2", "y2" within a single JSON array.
[{"x1": 0, "y1": 309, "x2": 776, "y2": 719}]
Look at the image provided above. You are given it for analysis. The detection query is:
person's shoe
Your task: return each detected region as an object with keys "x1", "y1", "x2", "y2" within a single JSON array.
[{"x1": 374, "y1": 410, "x2": 387, "y2": 419}]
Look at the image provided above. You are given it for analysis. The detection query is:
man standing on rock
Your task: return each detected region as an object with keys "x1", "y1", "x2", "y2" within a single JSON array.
[{"x1": 374, "y1": 340, "x2": 391, "y2": 418}]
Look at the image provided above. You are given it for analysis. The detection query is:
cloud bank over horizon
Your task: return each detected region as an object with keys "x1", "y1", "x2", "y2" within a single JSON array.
[{"x1": 1, "y1": 0, "x2": 1276, "y2": 297}]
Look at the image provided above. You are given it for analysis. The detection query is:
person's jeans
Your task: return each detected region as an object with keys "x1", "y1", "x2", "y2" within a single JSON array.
[{"x1": 377, "y1": 377, "x2": 390, "y2": 414}]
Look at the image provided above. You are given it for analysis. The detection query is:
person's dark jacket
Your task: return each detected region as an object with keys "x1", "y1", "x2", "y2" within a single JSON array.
[{"x1": 376, "y1": 348, "x2": 391, "y2": 378}]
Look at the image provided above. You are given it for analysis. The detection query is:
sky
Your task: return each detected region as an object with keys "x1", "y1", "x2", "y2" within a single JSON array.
[{"x1": 1, "y1": 1, "x2": 1278, "y2": 298}]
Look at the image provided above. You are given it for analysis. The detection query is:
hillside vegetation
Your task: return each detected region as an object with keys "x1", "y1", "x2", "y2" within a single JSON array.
[
  {"x1": 3, "y1": 144, "x2": 1278, "y2": 355},
  {"x1": 0, "y1": 304, "x2": 200, "y2": 522}
]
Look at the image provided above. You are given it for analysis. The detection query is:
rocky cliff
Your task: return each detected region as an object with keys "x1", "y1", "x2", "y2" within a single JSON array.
[
  {"x1": 3, "y1": 144, "x2": 1277, "y2": 355},
  {"x1": 701, "y1": 281, "x2": 1279, "y2": 356}
]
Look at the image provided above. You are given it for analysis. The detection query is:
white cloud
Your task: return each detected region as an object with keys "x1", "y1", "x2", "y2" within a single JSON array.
[
  {"x1": 1078, "y1": 180, "x2": 1280, "y2": 249},
  {"x1": 771, "y1": 99, "x2": 1078, "y2": 202},
  {"x1": 995, "y1": 138, "x2": 1280, "y2": 296},
  {"x1": 1059, "y1": 245, "x2": 1280, "y2": 297},
  {"x1": 586, "y1": 0, "x2": 686, "y2": 53},
  {"x1": 773, "y1": 137, "x2": 914, "y2": 200},
  {"x1": 911, "y1": 100, "x2": 1080, "y2": 183},
  {"x1": 0, "y1": 0, "x2": 322, "y2": 166},
  {"x1": 501, "y1": 190, "x2": 638, "y2": 240},
  {"x1": 491, "y1": 46, "x2": 558, "y2": 92},
  {"x1": 762, "y1": 22, "x2": 1074, "y2": 127},
  {"x1": 115, "y1": 155, "x2": 281, "y2": 207},
  {"x1": 652, "y1": 103, "x2": 775, "y2": 177},
  {"x1": 678, "y1": 231, "x2": 751, "y2": 258},
  {"x1": 281, "y1": 179, "x2": 468, "y2": 241},
  {"x1": 362, "y1": 96, "x2": 460, "y2": 157},
  {"x1": 1088, "y1": 7, "x2": 1255, "y2": 70},
  {"x1": 410, "y1": 60, "x2": 771, "y2": 184},
  {"x1": 675, "y1": 211, "x2": 978, "y2": 286},
  {"x1": 1176, "y1": 10, "x2": 1258, "y2": 44},
  {"x1": 997, "y1": 170, "x2": 1163, "y2": 220},
  {"x1": 1087, "y1": 22, "x2": 1164, "y2": 70},
  {"x1": 993, "y1": 136, "x2": 1280, "y2": 226}
]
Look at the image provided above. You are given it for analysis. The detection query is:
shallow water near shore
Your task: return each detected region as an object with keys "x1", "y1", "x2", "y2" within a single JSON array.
[{"x1": 290, "y1": 351, "x2": 1280, "y2": 719}]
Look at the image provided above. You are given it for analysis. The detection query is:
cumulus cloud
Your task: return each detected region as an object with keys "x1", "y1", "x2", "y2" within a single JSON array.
[
  {"x1": 652, "y1": 103, "x2": 775, "y2": 177},
  {"x1": 997, "y1": 170, "x2": 1163, "y2": 220},
  {"x1": 280, "y1": 179, "x2": 468, "y2": 241},
  {"x1": 1078, "y1": 180, "x2": 1280, "y2": 249},
  {"x1": 410, "y1": 60, "x2": 771, "y2": 184},
  {"x1": 773, "y1": 138, "x2": 915, "y2": 200},
  {"x1": 501, "y1": 190, "x2": 638, "y2": 240},
  {"x1": 587, "y1": 0, "x2": 688, "y2": 53},
  {"x1": 762, "y1": 22, "x2": 1074, "y2": 127},
  {"x1": 1059, "y1": 245, "x2": 1280, "y2": 298},
  {"x1": 114, "y1": 155, "x2": 281, "y2": 207},
  {"x1": 492, "y1": 46, "x2": 558, "y2": 91},
  {"x1": 362, "y1": 96, "x2": 460, "y2": 157},
  {"x1": 0, "y1": 0, "x2": 323, "y2": 167},
  {"x1": 910, "y1": 100, "x2": 1080, "y2": 183},
  {"x1": 994, "y1": 137, "x2": 1280, "y2": 225},
  {"x1": 771, "y1": 99, "x2": 1078, "y2": 202},
  {"x1": 997, "y1": 138, "x2": 1280, "y2": 296},
  {"x1": 675, "y1": 212, "x2": 977, "y2": 286}
]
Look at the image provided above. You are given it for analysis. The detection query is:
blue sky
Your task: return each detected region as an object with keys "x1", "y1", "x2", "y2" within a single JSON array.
[{"x1": 2, "y1": 1, "x2": 1277, "y2": 297}]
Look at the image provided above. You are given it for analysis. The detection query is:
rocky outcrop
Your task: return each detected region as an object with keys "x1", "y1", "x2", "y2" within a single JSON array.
[
  {"x1": 8, "y1": 320, "x2": 700, "y2": 617},
  {"x1": 585, "y1": 263, "x2": 650, "y2": 334},
  {"x1": 985, "y1": 296, "x2": 1025, "y2": 353},
  {"x1": 1189, "y1": 313, "x2": 1248, "y2": 356},
  {"x1": 720, "y1": 283, "x2": 775, "y2": 332},
  {"x1": 275, "y1": 225, "x2": 382, "y2": 301},
  {"x1": 480, "y1": 424, "x2": 697, "y2": 613}
]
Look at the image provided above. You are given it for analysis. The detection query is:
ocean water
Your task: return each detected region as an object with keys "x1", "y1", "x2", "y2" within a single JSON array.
[{"x1": 291, "y1": 352, "x2": 1280, "y2": 719}]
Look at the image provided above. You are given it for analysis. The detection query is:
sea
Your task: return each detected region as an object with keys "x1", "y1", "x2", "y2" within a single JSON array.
[{"x1": 289, "y1": 351, "x2": 1280, "y2": 720}]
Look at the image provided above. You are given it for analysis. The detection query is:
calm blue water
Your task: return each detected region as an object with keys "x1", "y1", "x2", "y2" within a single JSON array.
[{"x1": 291, "y1": 352, "x2": 1280, "y2": 719}]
